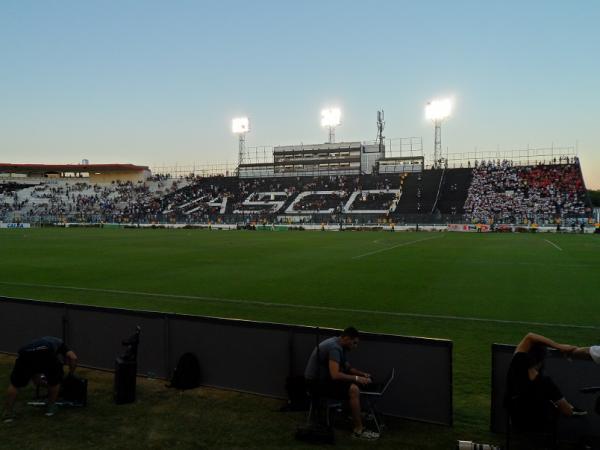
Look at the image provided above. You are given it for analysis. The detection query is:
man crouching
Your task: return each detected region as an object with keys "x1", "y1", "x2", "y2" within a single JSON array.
[{"x1": 2, "y1": 336, "x2": 78, "y2": 422}]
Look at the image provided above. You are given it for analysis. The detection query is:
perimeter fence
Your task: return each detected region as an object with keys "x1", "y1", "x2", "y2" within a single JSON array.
[{"x1": 0, "y1": 296, "x2": 453, "y2": 425}]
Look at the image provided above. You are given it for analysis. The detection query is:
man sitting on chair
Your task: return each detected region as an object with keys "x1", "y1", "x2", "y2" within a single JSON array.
[
  {"x1": 304, "y1": 326, "x2": 378, "y2": 440},
  {"x1": 505, "y1": 333, "x2": 586, "y2": 432}
]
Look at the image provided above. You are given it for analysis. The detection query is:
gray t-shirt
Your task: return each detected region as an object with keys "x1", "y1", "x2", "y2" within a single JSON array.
[{"x1": 304, "y1": 337, "x2": 348, "y2": 381}]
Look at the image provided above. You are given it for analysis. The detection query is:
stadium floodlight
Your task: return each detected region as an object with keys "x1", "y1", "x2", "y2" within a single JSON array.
[
  {"x1": 232, "y1": 117, "x2": 250, "y2": 169},
  {"x1": 425, "y1": 98, "x2": 452, "y2": 121},
  {"x1": 425, "y1": 98, "x2": 452, "y2": 168},
  {"x1": 232, "y1": 117, "x2": 250, "y2": 134},
  {"x1": 321, "y1": 108, "x2": 341, "y2": 143}
]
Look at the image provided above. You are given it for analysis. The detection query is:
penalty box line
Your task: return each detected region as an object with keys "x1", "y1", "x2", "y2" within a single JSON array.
[
  {"x1": 352, "y1": 235, "x2": 445, "y2": 260},
  {"x1": 0, "y1": 281, "x2": 598, "y2": 331},
  {"x1": 544, "y1": 239, "x2": 563, "y2": 251}
]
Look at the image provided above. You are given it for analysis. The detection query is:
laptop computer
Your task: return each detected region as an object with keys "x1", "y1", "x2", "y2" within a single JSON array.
[{"x1": 360, "y1": 368, "x2": 395, "y2": 396}]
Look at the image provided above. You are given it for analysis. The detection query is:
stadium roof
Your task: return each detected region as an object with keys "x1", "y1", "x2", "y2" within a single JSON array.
[{"x1": 0, "y1": 163, "x2": 150, "y2": 173}]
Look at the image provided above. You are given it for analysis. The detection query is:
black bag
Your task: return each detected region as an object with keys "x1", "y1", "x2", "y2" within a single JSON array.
[
  {"x1": 168, "y1": 352, "x2": 201, "y2": 390},
  {"x1": 282, "y1": 376, "x2": 310, "y2": 411},
  {"x1": 60, "y1": 373, "x2": 88, "y2": 406}
]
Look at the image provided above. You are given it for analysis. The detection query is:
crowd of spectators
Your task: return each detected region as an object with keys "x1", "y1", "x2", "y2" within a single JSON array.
[
  {"x1": 0, "y1": 179, "x2": 184, "y2": 223},
  {"x1": 464, "y1": 161, "x2": 589, "y2": 224}
]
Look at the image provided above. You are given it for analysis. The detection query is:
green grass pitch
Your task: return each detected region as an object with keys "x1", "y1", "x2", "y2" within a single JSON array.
[{"x1": 0, "y1": 228, "x2": 598, "y2": 448}]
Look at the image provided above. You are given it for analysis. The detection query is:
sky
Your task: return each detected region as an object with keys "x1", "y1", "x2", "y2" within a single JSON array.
[{"x1": 1, "y1": 0, "x2": 599, "y2": 187}]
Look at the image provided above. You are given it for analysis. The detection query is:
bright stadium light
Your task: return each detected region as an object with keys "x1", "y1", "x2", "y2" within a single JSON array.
[
  {"x1": 232, "y1": 117, "x2": 250, "y2": 169},
  {"x1": 321, "y1": 108, "x2": 341, "y2": 143},
  {"x1": 232, "y1": 117, "x2": 250, "y2": 134},
  {"x1": 425, "y1": 98, "x2": 453, "y2": 168},
  {"x1": 321, "y1": 108, "x2": 341, "y2": 128},
  {"x1": 425, "y1": 98, "x2": 452, "y2": 121}
]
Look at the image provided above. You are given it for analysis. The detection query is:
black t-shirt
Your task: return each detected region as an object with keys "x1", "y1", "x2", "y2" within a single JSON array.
[{"x1": 505, "y1": 352, "x2": 563, "y2": 428}]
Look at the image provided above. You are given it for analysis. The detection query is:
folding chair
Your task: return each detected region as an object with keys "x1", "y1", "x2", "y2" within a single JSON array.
[
  {"x1": 359, "y1": 368, "x2": 395, "y2": 434},
  {"x1": 306, "y1": 392, "x2": 342, "y2": 428},
  {"x1": 578, "y1": 387, "x2": 600, "y2": 450}
]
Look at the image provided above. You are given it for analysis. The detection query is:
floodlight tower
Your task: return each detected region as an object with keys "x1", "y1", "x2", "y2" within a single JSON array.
[
  {"x1": 425, "y1": 99, "x2": 452, "y2": 168},
  {"x1": 377, "y1": 109, "x2": 385, "y2": 153},
  {"x1": 232, "y1": 117, "x2": 250, "y2": 168},
  {"x1": 321, "y1": 108, "x2": 341, "y2": 144}
]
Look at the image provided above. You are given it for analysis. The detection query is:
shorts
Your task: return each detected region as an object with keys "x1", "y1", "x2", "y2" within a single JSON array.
[
  {"x1": 590, "y1": 346, "x2": 600, "y2": 364},
  {"x1": 307, "y1": 379, "x2": 353, "y2": 401},
  {"x1": 507, "y1": 376, "x2": 563, "y2": 432},
  {"x1": 10, "y1": 351, "x2": 64, "y2": 388}
]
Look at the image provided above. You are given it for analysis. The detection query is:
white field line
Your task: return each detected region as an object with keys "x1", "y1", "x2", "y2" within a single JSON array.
[
  {"x1": 414, "y1": 258, "x2": 595, "y2": 269},
  {"x1": 0, "y1": 281, "x2": 597, "y2": 331},
  {"x1": 352, "y1": 235, "x2": 444, "y2": 260},
  {"x1": 544, "y1": 239, "x2": 563, "y2": 251}
]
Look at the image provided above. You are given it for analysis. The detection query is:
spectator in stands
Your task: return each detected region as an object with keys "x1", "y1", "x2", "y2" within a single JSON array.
[
  {"x1": 304, "y1": 327, "x2": 378, "y2": 440},
  {"x1": 464, "y1": 161, "x2": 589, "y2": 224},
  {"x1": 504, "y1": 333, "x2": 586, "y2": 432},
  {"x1": 2, "y1": 337, "x2": 78, "y2": 422}
]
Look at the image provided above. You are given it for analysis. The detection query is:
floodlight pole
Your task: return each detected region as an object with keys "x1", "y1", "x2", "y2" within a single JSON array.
[
  {"x1": 328, "y1": 126, "x2": 336, "y2": 144},
  {"x1": 238, "y1": 133, "x2": 246, "y2": 167},
  {"x1": 377, "y1": 110, "x2": 385, "y2": 154},
  {"x1": 434, "y1": 119, "x2": 442, "y2": 168}
]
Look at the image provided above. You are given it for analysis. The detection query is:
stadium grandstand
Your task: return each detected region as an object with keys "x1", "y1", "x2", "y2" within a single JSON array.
[{"x1": 0, "y1": 148, "x2": 594, "y2": 227}]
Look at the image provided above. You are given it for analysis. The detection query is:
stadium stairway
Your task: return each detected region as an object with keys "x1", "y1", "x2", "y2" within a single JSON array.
[
  {"x1": 393, "y1": 169, "x2": 443, "y2": 215},
  {"x1": 434, "y1": 168, "x2": 473, "y2": 214}
]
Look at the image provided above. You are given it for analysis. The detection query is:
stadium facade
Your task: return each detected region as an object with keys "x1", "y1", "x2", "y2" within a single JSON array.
[
  {"x1": 239, "y1": 141, "x2": 424, "y2": 178},
  {"x1": 0, "y1": 163, "x2": 150, "y2": 183}
]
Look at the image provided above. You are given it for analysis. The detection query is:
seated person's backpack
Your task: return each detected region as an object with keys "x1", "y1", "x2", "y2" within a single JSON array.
[{"x1": 168, "y1": 352, "x2": 201, "y2": 390}]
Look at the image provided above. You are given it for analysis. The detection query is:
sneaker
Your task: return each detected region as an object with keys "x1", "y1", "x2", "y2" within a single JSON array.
[
  {"x1": 2, "y1": 412, "x2": 15, "y2": 423},
  {"x1": 352, "y1": 428, "x2": 380, "y2": 440},
  {"x1": 45, "y1": 404, "x2": 58, "y2": 417},
  {"x1": 572, "y1": 407, "x2": 588, "y2": 417}
]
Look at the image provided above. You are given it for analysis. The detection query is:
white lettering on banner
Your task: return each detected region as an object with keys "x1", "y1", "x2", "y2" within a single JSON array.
[
  {"x1": 207, "y1": 197, "x2": 228, "y2": 215},
  {"x1": 343, "y1": 189, "x2": 401, "y2": 214},
  {"x1": 285, "y1": 191, "x2": 346, "y2": 214},
  {"x1": 0, "y1": 223, "x2": 31, "y2": 229},
  {"x1": 233, "y1": 192, "x2": 287, "y2": 214},
  {"x1": 165, "y1": 195, "x2": 228, "y2": 215}
]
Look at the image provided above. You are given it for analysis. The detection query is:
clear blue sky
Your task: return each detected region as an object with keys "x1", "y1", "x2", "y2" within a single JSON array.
[{"x1": 1, "y1": 0, "x2": 599, "y2": 187}]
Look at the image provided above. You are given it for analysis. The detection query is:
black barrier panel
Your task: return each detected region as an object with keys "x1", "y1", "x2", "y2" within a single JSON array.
[
  {"x1": 0, "y1": 297, "x2": 453, "y2": 426},
  {"x1": 0, "y1": 299, "x2": 64, "y2": 353},
  {"x1": 66, "y1": 306, "x2": 167, "y2": 378},
  {"x1": 291, "y1": 327, "x2": 453, "y2": 424},
  {"x1": 350, "y1": 334, "x2": 452, "y2": 425},
  {"x1": 491, "y1": 344, "x2": 600, "y2": 442},
  {"x1": 168, "y1": 316, "x2": 292, "y2": 398}
]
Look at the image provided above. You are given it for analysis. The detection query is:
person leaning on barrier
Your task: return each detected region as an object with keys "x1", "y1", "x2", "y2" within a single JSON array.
[
  {"x1": 2, "y1": 336, "x2": 78, "y2": 422},
  {"x1": 567, "y1": 344, "x2": 600, "y2": 365},
  {"x1": 304, "y1": 327, "x2": 379, "y2": 441},
  {"x1": 504, "y1": 333, "x2": 587, "y2": 431}
]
